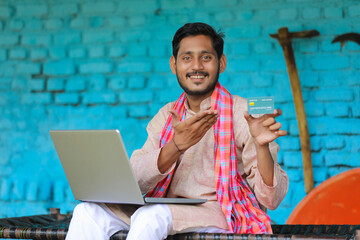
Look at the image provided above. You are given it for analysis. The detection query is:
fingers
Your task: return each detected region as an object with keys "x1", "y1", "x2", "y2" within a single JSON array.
[
  {"x1": 169, "y1": 109, "x2": 180, "y2": 127},
  {"x1": 275, "y1": 129, "x2": 287, "y2": 136}
]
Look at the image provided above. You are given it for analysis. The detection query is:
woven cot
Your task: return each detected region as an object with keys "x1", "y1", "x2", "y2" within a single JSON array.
[{"x1": 0, "y1": 209, "x2": 359, "y2": 240}]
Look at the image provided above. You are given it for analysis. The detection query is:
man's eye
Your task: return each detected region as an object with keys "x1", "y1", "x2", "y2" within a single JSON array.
[
  {"x1": 183, "y1": 56, "x2": 191, "y2": 61},
  {"x1": 203, "y1": 55, "x2": 212, "y2": 61}
]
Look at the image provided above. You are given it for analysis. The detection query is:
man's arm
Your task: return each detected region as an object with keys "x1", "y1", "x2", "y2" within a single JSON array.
[{"x1": 157, "y1": 109, "x2": 218, "y2": 173}]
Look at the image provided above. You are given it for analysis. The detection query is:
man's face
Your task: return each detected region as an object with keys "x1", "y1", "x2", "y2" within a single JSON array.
[{"x1": 170, "y1": 35, "x2": 226, "y2": 97}]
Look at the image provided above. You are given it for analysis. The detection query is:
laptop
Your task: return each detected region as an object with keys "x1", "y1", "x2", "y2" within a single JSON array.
[{"x1": 50, "y1": 130, "x2": 206, "y2": 205}]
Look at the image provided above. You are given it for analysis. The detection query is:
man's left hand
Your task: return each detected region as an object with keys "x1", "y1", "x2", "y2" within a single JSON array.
[{"x1": 243, "y1": 109, "x2": 287, "y2": 146}]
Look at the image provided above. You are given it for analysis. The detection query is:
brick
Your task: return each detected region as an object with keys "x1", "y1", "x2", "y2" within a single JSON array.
[
  {"x1": 262, "y1": 57, "x2": 287, "y2": 71},
  {"x1": 252, "y1": 75, "x2": 273, "y2": 87},
  {"x1": 54, "y1": 32, "x2": 81, "y2": 45},
  {"x1": 128, "y1": 76, "x2": 146, "y2": 89},
  {"x1": 285, "y1": 168, "x2": 302, "y2": 181},
  {"x1": 25, "y1": 19, "x2": 43, "y2": 30},
  {"x1": 0, "y1": 49, "x2": 6, "y2": 61},
  {"x1": 321, "y1": 40, "x2": 341, "y2": 52},
  {"x1": 54, "y1": 181, "x2": 65, "y2": 203},
  {"x1": 352, "y1": 103, "x2": 360, "y2": 117},
  {"x1": 277, "y1": 137, "x2": 300, "y2": 151},
  {"x1": 88, "y1": 46, "x2": 105, "y2": 58},
  {"x1": 55, "y1": 93, "x2": 80, "y2": 105},
  {"x1": 327, "y1": 119, "x2": 360, "y2": 135},
  {"x1": 108, "y1": 17, "x2": 126, "y2": 27},
  {"x1": 8, "y1": 19, "x2": 23, "y2": 30},
  {"x1": 90, "y1": 16, "x2": 104, "y2": 28},
  {"x1": 82, "y1": 1, "x2": 115, "y2": 14},
  {"x1": 117, "y1": 61, "x2": 152, "y2": 73},
  {"x1": 214, "y1": 11, "x2": 235, "y2": 22},
  {"x1": 346, "y1": 136, "x2": 360, "y2": 152},
  {"x1": 310, "y1": 137, "x2": 322, "y2": 152},
  {"x1": 227, "y1": 26, "x2": 261, "y2": 39},
  {"x1": 47, "y1": 78, "x2": 65, "y2": 91},
  {"x1": 25, "y1": 181, "x2": 38, "y2": 201},
  {"x1": 119, "y1": 90, "x2": 153, "y2": 104},
  {"x1": 88, "y1": 74, "x2": 106, "y2": 90},
  {"x1": 315, "y1": 89, "x2": 353, "y2": 102},
  {"x1": 49, "y1": 47, "x2": 66, "y2": 59},
  {"x1": 0, "y1": 34, "x2": 19, "y2": 45},
  {"x1": 324, "y1": 136, "x2": 345, "y2": 150},
  {"x1": 16, "y1": 4, "x2": 47, "y2": 17},
  {"x1": 348, "y1": 4, "x2": 360, "y2": 17},
  {"x1": 291, "y1": 182, "x2": 307, "y2": 206},
  {"x1": 66, "y1": 76, "x2": 86, "y2": 92},
  {"x1": 0, "y1": 6, "x2": 14, "y2": 18},
  {"x1": 302, "y1": 8, "x2": 321, "y2": 19},
  {"x1": 325, "y1": 103, "x2": 350, "y2": 117},
  {"x1": 9, "y1": 48, "x2": 27, "y2": 60},
  {"x1": 70, "y1": 17, "x2": 86, "y2": 28},
  {"x1": 17, "y1": 62, "x2": 41, "y2": 74},
  {"x1": 305, "y1": 102, "x2": 324, "y2": 117},
  {"x1": 154, "y1": 58, "x2": 171, "y2": 73},
  {"x1": 109, "y1": 45, "x2": 126, "y2": 58},
  {"x1": 328, "y1": 167, "x2": 352, "y2": 178},
  {"x1": 236, "y1": 10, "x2": 254, "y2": 21},
  {"x1": 83, "y1": 31, "x2": 114, "y2": 43},
  {"x1": 83, "y1": 92, "x2": 117, "y2": 104},
  {"x1": 79, "y1": 61, "x2": 113, "y2": 74},
  {"x1": 159, "y1": 0, "x2": 195, "y2": 10},
  {"x1": 324, "y1": 7, "x2": 343, "y2": 18},
  {"x1": 279, "y1": 8, "x2": 298, "y2": 20},
  {"x1": 227, "y1": 58, "x2": 259, "y2": 72},
  {"x1": 116, "y1": 30, "x2": 151, "y2": 42},
  {"x1": 30, "y1": 48, "x2": 47, "y2": 60},
  {"x1": 129, "y1": 16, "x2": 146, "y2": 27},
  {"x1": 29, "y1": 79, "x2": 45, "y2": 91},
  {"x1": 325, "y1": 152, "x2": 360, "y2": 167},
  {"x1": 21, "y1": 93, "x2": 52, "y2": 104},
  {"x1": 45, "y1": 18, "x2": 63, "y2": 30},
  {"x1": 254, "y1": 41, "x2": 273, "y2": 54},
  {"x1": 311, "y1": 55, "x2": 349, "y2": 70},
  {"x1": 312, "y1": 152, "x2": 324, "y2": 167},
  {"x1": 118, "y1": 1, "x2": 157, "y2": 13},
  {"x1": 0, "y1": 179, "x2": 12, "y2": 201},
  {"x1": 22, "y1": 34, "x2": 51, "y2": 46},
  {"x1": 128, "y1": 105, "x2": 149, "y2": 118},
  {"x1": 313, "y1": 167, "x2": 327, "y2": 182},
  {"x1": 44, "y1": 60, "x2": 75, "y2": 75},
  {"x1": 109, "y1": 77, "x2": 127, "y2": 90},
  {"x1": 11, "y1": 78, "x2": 27, "y2": 91},
  {"x1": 128, "y1": 44, "x2": 147, "y2": 57},
  {"x1": 51, "y1": 3, "x2": 78, "y2": 16},
  {"x1": 148, "y1": 43, "x2": 168, "y2": 57},
  {"x1": 299, "y1": 71, "x2": 319, "y2": 88},
  {"x1": 148, "y1": 75, "x2": 167, "y2": 90},
  {"x1": 231, "y1": 42, "x2": 250, "y2": 55},
  {"x1": 298, "y1": 41, "x2": 318, "y2": 53},
  {"x1": 69, "y1": 47, "x2": 87, "y2": 58},
  {"x1": 283, "y1": 152, "x2": 302, "y2": 168}
]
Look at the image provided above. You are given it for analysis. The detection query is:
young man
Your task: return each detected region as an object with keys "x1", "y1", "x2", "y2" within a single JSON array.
[{"x1": 66, "y1": 22, "x2": 289, "y2": 240}]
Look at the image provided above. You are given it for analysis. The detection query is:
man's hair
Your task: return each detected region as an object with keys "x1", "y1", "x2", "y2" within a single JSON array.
[{"x1": 172, "y1": 22, "x2": 225, "y2": 59}]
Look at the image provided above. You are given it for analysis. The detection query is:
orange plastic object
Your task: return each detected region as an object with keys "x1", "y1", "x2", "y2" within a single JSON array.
[{"x1": 286, "y1": 168, "x2": 360, "y2": 224}]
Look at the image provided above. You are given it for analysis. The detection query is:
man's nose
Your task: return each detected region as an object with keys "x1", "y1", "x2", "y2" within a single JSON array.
[{"x1": 191, "y1": 58, "x2": 204, "y2": 70}]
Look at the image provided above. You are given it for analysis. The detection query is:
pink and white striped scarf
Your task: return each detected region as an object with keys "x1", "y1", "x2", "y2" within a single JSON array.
[{"x1": 145, "y1": 82, "x2": 272, "y2": 234}]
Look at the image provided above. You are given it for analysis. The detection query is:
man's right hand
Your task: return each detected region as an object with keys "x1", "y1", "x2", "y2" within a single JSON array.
[{"x1": 169, "y1": 109, "x2": 219, "y2": 153}]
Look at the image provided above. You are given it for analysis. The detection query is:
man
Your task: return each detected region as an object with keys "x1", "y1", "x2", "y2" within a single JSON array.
[{"x1": 66, "y1": 22, "x2": 289, "y2": 240}]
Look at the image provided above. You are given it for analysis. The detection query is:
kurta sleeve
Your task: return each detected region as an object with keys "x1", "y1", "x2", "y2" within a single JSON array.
[
  {"x1": 232, "y1": 96, "x2": 289, "y2": 210},
  {"x1": 130, "y1": 102, "x2": 177, "y2": 194}
]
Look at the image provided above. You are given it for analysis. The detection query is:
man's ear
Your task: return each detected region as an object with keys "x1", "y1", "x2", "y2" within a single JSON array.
[
  {"x1": 219, "y1": 54, "x2": 227, "y2": 73},
  {"x1": 169, "y1": 56, "x2": 176, "y2": 75}
]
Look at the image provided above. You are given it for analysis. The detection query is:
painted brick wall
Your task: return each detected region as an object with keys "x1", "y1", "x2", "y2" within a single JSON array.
[{"x1": 0, "y1": 0, "x2": 359, "y2": 224}]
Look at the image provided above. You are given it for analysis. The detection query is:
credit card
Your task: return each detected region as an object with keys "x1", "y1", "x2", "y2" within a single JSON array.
[{"x1": 247, "y1": 96, "x2": 274, "y2": 115}]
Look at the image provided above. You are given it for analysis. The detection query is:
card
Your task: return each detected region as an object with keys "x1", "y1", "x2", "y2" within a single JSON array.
[{"x1": 247, "y1": 96, "x2": 274, "y2": 115}]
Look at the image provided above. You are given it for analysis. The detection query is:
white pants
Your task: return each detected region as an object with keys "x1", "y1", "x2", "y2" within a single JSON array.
[{"x1": 66, "y1": 202, "x2": 229, "y2": 240}]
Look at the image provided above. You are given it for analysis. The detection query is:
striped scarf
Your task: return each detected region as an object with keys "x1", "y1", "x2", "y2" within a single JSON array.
[{"x1": 145, "y1": 82, "x2": 272, "y2": 234}]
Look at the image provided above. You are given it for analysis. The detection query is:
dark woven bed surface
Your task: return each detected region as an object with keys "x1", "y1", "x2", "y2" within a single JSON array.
[{"x1": 0, "y1": 210, "x2": 359, "y2": 240}]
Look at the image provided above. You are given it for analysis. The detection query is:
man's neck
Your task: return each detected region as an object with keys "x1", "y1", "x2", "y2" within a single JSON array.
[{"x1": 186, "y1": 92, "x2": 212, "y2": 112}]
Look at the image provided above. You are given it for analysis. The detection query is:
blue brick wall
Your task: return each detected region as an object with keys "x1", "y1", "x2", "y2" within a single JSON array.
[{"x1": 0, "y1": 0, "x2": 359, "y2": 224}]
